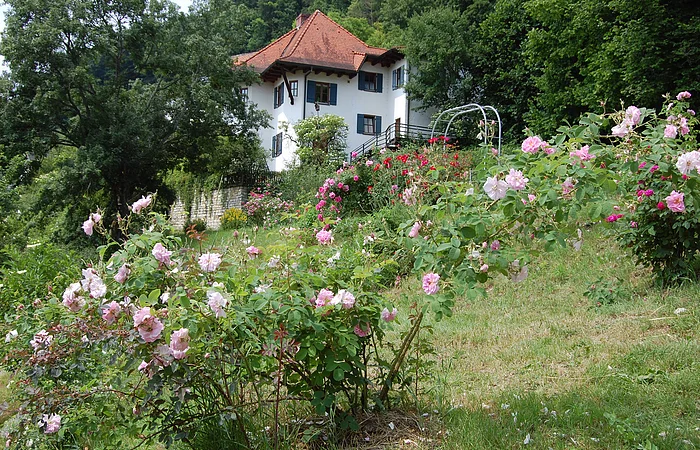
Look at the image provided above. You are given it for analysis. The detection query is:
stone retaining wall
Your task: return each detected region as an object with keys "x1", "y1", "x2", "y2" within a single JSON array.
[{"x1": 170, "y1": 186, "x2": 248, "y2": 230}]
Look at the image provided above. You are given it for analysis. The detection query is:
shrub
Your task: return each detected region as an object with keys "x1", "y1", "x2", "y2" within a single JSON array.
[
  {"x1": 184, "y1": 217, "x2": 207, "y2": 233},
  {"x1": 219, "y1": 207, "x2": 247, "y2": 230},
  {"x1": 243, "y1": 187, "x2": 294, "y2": 228}
]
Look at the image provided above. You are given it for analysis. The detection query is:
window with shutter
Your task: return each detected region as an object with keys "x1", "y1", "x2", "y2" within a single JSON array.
[
  {"x1": 358, "y1": 71, "x2": 382, "y2": 93},
  {"x1": 358, "y1": 115, "x2": 382, "y2": 135}
]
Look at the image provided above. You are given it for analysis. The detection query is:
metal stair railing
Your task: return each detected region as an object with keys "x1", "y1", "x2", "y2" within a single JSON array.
[{"x1": 347, "y1": 123, "x2": 442, "y2": 163}]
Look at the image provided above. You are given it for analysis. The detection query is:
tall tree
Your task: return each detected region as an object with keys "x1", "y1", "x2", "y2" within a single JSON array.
[{"x1": 0, "y1": 0, "x2": 266, "y2": 237}]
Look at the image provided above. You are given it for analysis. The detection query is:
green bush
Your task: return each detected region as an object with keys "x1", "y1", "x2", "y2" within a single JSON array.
[{"x1": 184, "y1": 218, "x2": 207, "y2": 233}]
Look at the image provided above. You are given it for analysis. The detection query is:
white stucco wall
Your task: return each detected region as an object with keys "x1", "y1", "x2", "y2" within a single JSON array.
[{"x1": 245, "y1": 59, "x2": 433, "y2": 171}]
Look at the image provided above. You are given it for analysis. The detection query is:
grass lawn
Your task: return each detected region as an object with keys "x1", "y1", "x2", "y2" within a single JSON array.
[
  {"x1": 379, "y1": 227, "x2": 699, "y2": 449},
  {"x1": 197, "y1": 225, "x2": 698, "y2": 449}
]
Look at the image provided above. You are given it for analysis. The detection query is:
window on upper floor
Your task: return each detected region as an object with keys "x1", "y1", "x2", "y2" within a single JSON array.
[
  {"x1": 392, "y1": 66, "x2": 405, "y2": 90},
  {"x1": 290, "y1": 80, "x2": 298, "y2": 97},
  {"x1": 271, "y1": 132, "x2": 283, "y2": 158},
  {"x1": 315, "y1": 82, "x2": 330, "y2": 104},
  {"x1": 273, "y1": 84, "x2": 284, "y2": 108},
  {"x1": 357, "y1": 114, "x2": 382, "y2": 136},
  {"x1": 240, "y1": 87, "x2": 249, "y2": 101},
  {"x1": 306, "y1": 81, "x2": 337, "y2": 105},
  {"x1": 358, "y1": 71, "x2": 383, "y2": 93}
]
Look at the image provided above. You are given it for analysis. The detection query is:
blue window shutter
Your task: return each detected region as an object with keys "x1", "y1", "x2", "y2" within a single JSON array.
[
  {"x1": 375, "y1": 116, "x2": 382, "y2": 135},
  {"x1": 306, "y1": 80, "x2": 315, "y2": 103},
  {"x1": 357, "y1": 114, "x2": 364, "y2": 134},
  {"x1": 392, "y1": 69, "x2": 397, "y2": 90},
  {"x1": 280, "y1": 84, "x2": 284, "y2": 105},
  {"x1": 272, "y1": 135, "x2": 277, "y2": 155},
  {"x1": 376, "y1": 74, "x2": 383, "y2": 93},
  {"x1": 330, "y1": 83, "x2": 337, "y2": 105},
  {"x1": 358, "y1": 71, "x2": 365, "y2": 90}
]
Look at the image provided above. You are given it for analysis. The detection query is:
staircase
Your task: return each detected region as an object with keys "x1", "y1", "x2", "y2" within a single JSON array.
[{"x1": 347, "y1": 123, "x2": 438, "y2": 162}]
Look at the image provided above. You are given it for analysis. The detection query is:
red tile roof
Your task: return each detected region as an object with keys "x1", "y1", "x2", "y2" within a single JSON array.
[{"x1": 235, "y1": 11, "x2": 403, "y2": 82}]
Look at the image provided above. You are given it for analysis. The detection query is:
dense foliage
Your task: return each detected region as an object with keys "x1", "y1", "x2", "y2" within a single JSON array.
[{"x1": 0, "y1": 0, "x2": 268, "y2": 242}]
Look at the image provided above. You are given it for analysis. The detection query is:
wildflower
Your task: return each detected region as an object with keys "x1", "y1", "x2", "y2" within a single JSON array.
[
  {"x1": 665, "y1": 191, "x2": 685, "y2": 212},
  {"x1": 152, "y1": 243, "x2": 172, "y2": 265},
  {"x1": 365, "y1": 160, "x2": 374, "y2": 167},
  {"x1": 169, "y1": 328, "x2": 190, "y2": 360},
  {"x1": 422, "y1": 272, "x2": 440, "y2": 295},
  {"x1": 246, "y1": 245, "x2": 261, "y2": 258},
  {"x1": 490, "y1": 240, "x2": 501, "y2": 251},
  {"x1": 133, "y1": 307, "x2": 164, "y2": 343},
  {"x1": 114, "y1": 264, "x2": 130, "y2": 284},
  {"x1": 528, "y1": 194, "x2": 536, "y2": 203},
  {"x1": 316, "y1": 229, "x2": 333, "y2": 245},
  {"x1": 676, "y1": 91, "x2": 691, "y2": 100},
  {"x1": 353, "y1": 175, "x2": 359, "y2": 181},
  {"x1": 606, "y1": 214, "x2": 624, "y2": 222},
  {"x1": 408, "y1": 221, "x2": 421, "y2": 238},
  {"x1": 102, "y1": 301, "x2": 122, "y2": 324},
  {"x1": 484, "y1": 176, "x2": 508, "y2": 200},
  {"x1": 505, "y1": 168, "x2": 528, "y2": 190},
  {"x1": 480, "y1": 264, "x2": 489, "y2": 272},
  {"x1": 198, "y1": 253, "x2": 222, "y2": 272},
  {"x1": 207, "y1": 290, "x2": 228, "y2": 318},
  {"x1": 521, "y1": 136, "x2": 544, "y2": 153},
  {"x1": 650, "y1": 165, "x2": 659, "y2": 173},
  {"x1": 630, "y1": 221, "x2": 638, "y2": 228},
  {"x1": 41, "y1": 414, "x2": 61, "y2": 434},
  {"x1": 680, "y1": 117, "x2": 690, "y2": 136},
  {"x1": 131, "y1": 195, "x2": 152, "y2": 214},
  {"x1": 381, "y1": 307, "x2": 398, "y2": 322},
  {"x1": 657, "y1": 201, "x2": 666, "y2": 210}
]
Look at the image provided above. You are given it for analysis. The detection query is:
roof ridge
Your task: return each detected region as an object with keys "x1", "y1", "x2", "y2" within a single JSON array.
[
  {"x1": 238, "y1": 27, "x2": 298, "y2": 64},
  {"x1": 284, "y1": 10, "x2": 321, "y2": 59}
]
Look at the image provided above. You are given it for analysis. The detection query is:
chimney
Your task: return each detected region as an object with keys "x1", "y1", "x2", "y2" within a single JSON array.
[{"x1": 295, "y1": 13, "x2": 311, "y2": 29}]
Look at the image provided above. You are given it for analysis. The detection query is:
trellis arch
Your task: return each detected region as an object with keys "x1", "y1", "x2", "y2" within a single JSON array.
[{"x1": 430, "y1": 104, "x2": 503, "y2": 156}]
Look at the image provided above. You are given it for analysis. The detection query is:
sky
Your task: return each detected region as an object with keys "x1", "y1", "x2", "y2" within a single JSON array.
[{"x1": 0, "y1": 0, "x2": 193, "y2": 65}]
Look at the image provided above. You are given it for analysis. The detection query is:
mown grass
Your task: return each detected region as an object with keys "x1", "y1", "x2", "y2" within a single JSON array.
[{"x1": 381, "y1": 227, "x2": 699, "y2": 449}]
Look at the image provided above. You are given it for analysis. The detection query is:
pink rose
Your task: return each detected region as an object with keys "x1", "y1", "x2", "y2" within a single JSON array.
[
  {"x1": 152, "y1": 243, "x2": 172, "y2": 265},
  {"x1": 169, "y1": 328, "x2": 190, "y2": 360},
  {"x1": 102, "y1": 301, "x2": 122, "y2": 324},
  {"x1": 676, "y1": 91, "x2": 691, "y2": 100},
  {"x1": 316, "y1": 229, "x2": 333, "y2": 245},
  {"x1": 505, "y1": 168, "x2": 528, "y2": 191},
  {"x1": 133, "y1": 307, "x2": 164, "y2": 343},
  {"x1": 198, "y1": 252, "x2": 222, "y2": 272},
  {"x1": 521, "y1": 136, "x2": 544, "y2": 154},
  {"x1": 114, "y1": 264, "x2": 130, "y2": 284},
  {"x1": 380, "y1": 307, "x2": 398, "y2": 322},
  {"x1": 422, "y1": 272, "x2": 440, "y2": 295},
  {"x1": 207, "y1": 290, "x2": 227, "y2": 318},
  {"x1": 131, "y1": 195, "x2": 152, "y2": 214},
  {"x1": 246, "y1": 245, "x2": 261, "y2": 258},
  {"x1": 82, "y1": 218, "x2": 95, "y2": 236},
  {"x1": 664, "y1": 124, "x2": 678, "y2": 139},
  {"x1": 41, "y1": 414, "x2": 61, "y2": 434},
  {"x1": 665, "y1": 190, "x2": 685, "y2": 213},
  {"x1": 315, "y1": 288, "x2": 335, "y2": 308},
  {"x1": 408, "y1": 221, "x2": 421, "y2": 238}
]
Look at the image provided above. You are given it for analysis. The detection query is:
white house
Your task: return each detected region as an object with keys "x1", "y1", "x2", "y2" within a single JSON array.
[{"x1": 235, "y1": 10, "x2": 434, "y2": 172}]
